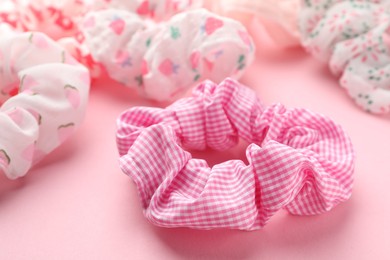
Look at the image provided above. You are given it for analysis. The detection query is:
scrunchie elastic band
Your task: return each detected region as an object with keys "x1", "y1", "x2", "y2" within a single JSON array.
[
  {"x1": 0, "y1": 25, "x2": 90, "y2": 179},
  {"x1": 300, "y1": 0, "x2": 390, "y2": 114},
  {"x1": 116, "y1": 78, "x2": 355, "y2": 230}
]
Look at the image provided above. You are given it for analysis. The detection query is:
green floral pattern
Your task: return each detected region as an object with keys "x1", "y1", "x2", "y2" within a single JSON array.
[{"x1": 301, "y1": 0, "x2": 390, "y2": 114}]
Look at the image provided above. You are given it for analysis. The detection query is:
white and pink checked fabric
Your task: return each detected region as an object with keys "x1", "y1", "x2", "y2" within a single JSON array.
[{"x1": 116, "y1": 78, "x2": 355, "y2": 230}]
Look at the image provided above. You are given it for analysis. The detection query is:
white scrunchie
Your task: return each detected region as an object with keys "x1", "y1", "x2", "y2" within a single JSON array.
[{"x1": 0, "y1": 25, "x2": 90, "y2": 179}]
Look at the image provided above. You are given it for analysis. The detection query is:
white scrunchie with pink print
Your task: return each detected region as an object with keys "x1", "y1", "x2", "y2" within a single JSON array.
[
  {"x1": 300, "y1": 0, "x2": 390, "y2": 114},
  {"x1": 0, "y1": 25, "x2": 90, "y2": 179},
  {"x1": 0, "y1": 0, "x2": 203, "y2": 77},
  {"x1": 0, "y1": 0, "x2": 202, "y2": 39},
  {"x1": 0, "y1": 1, "x2": 253, "y2": 102}
]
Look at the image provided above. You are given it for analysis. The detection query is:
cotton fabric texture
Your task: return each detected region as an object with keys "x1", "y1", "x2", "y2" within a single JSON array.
[
  {"x1": 116, "y1": 78, "x2": 355, "y2": 230},
  {"x1": 300, "y1": 0, "x2": 390, "y2": 114},
  {"x1": 80, "y1": 8, "x2": 254, "y2": 101},
  {"x1": 206, "y1": 0, "x2": 301, "y2": 48},
  {"x1": 0, "y1": 1, "x2": 254, "y2": 102},
  {"x1": 0, "y1": 25, "x2": 90, "y2": 179},
  {"x1": 0, "y1": 0, "x2": 202, "y2": 78}
]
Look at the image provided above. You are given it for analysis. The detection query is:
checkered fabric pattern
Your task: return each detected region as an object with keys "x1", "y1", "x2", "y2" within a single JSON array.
[{"x1": 116, "y1": 78, "x2": 355, "y2": 230}]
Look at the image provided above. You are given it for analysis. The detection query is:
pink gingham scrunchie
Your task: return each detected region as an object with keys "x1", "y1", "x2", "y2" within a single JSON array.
[
  {"x1": 0, "y1": 25, "x2": 90, "y2": 179},
  {"x1": 80, "y1": 8, "x2": 254, "y2": 101},
  {"x1": 116, "y1": 78, "x2": 355, "y2": 230},
  {"x1": 300, "y1": 0, "x2": 390, "y2": 114}
]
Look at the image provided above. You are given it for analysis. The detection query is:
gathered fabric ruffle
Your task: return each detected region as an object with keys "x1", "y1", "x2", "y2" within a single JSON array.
[{"x1": 116, "y1": 78, "x2": 355, "y2": 230}]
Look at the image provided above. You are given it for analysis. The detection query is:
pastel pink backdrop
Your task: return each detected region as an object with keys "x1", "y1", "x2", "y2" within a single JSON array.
[{"x1": 1, "y1": 34, "x2": 389, "y2": 259}]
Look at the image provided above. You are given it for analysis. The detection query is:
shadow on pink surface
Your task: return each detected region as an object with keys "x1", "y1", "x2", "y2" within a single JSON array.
[
  {"x1": 0, "y1": 132, "x2": 83, "y2": 200},
  {"x1": 149, "y1": 195, "x2": 355, "y2": 259}
]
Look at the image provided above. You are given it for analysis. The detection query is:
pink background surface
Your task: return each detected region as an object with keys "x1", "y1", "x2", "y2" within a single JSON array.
[{"x1": 1, "y1": 46, "x2": 390, "y2": 259}]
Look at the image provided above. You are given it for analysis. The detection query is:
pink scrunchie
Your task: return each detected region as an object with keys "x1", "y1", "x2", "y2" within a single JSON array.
[{"x1": 116, "y1": 78, "x2": 355, "y2": 230}]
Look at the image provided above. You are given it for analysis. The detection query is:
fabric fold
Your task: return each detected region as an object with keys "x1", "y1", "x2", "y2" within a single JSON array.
[{"x1": 116, "y1": 78, "x2": 355, "y2": 230}]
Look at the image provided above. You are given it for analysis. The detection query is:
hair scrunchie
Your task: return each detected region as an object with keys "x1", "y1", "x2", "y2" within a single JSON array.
[
  {"x1": 0, "y1": 25, "x2": 90, "y2": 179},
  {"x1": 116, "y1": 78, "x2": 355, "y2": 230},
  {"x1": 0, "y1": 0, "x2": 202, "y2": 39},
  {"x1": 300, "y1": 0, "x2": 390, "y2": 114},
  {"x1": 80, "y1": 8, "x2": 254, "y2": 101}
]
